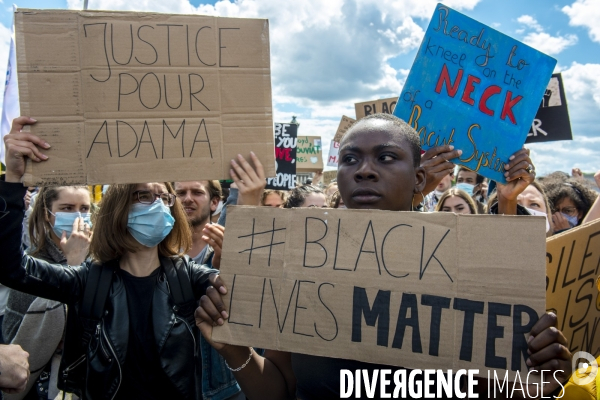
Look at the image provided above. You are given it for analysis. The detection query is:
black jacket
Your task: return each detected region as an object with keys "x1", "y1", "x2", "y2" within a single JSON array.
[{"x1": 0, "y1": 179, "x2": 218, "y2": 399}]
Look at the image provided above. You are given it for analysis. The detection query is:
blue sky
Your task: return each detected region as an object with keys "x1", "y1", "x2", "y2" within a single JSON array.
[{"x1": 1, "y1": 0, "x2": 598, "y2": 176}]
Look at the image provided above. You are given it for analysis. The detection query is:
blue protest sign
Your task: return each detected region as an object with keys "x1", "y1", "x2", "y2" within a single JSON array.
[{"x1": 393, "y1": 3, "x2": 556, "y2": 183}]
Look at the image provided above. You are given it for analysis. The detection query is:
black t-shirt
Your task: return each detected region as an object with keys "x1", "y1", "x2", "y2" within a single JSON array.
[
  {"x1": 292, "y1": 353, "x2": 461, "y2": 400},
  {"x1": 116, "y1": 267, "x2": 183, "y2": 400}
]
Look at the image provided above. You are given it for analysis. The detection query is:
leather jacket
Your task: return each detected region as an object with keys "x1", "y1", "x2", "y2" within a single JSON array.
[{"x1": 0, "y1": 179, "x2": 241, "y2": 400}]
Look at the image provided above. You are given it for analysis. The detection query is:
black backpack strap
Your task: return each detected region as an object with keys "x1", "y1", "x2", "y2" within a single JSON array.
[
  {"x1": 163, "y1": 256, "x2": 196, "y2": 324},
  {"x1": 80, "y1": 261, "x2": 115, "y2": 349}
]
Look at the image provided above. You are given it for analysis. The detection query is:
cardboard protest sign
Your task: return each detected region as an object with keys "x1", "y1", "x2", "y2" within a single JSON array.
[
  {"x1": 296, "y1": 136, "x2": 323, "y2": 172},
  {"x1": 355, "y1": 97, "x2": 397, "y2": 120},
  {"x1": 15, "y1": 9, "x2": 275, "y2": 185},
  {"x1": 546, "y1": 219, "x2": 600, "y2": 357},
  {"x1": 333, "y1": 115, "x2": 356, "y2": 142},
  {"x1": 214, "y1": 207, "x2": 546, "y2": 375},
  {"x1": 266, "y1": 123, "x2": 297, "y2": 190},
  {"x1": 322, "y1": 170, "x2": 337, "y2": 185},
  {"x1": 327, "y1": 116, "x2": 355, "y2": 167},
  {"x1": 526, "y1": 73, "x2": 572, "y2": 143},
  {"x1": 393, "y1": 4, "x2": 556, "y2": 184}
]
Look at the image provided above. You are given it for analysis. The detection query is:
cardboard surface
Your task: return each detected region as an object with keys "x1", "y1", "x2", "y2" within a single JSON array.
[
  {"x1": 214, "y1": 208, "x2": 546, "y2": 375},
  {"x1": 355, "y1": 98, "x2": 397, "y2": 120},
  {"x1": 266, "y1": 123, "x2": 296, "y2": 190},
  {"x1": 296, "y1": 136, "x2": 323, "y2": 172},
  {"x1": 546, "y1": 219, "x2": 600, "y2": 357},
  {"x1": 15, "y1": 9, "x2": 274, "y2": 185},
  {"x1": 393, "y1": 3, "x2": 556, "y2": 184},
  {"x1": 322, "y1": 170, "x2": 337, "y2": 185},
  {"x1": 526, "y1": 73, "x2": 572, "y2": 143},
  {"x1": 333, "y1": 115, "x2": 356, "y2": 142}
]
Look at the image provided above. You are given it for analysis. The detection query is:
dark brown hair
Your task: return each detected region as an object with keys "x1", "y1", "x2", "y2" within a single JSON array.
[
  {"x1": 205, "y1": 180, "x2": 223, "y2": 202},
  {"x1": 90, "y1": 183, "x2": 191, "y2": 263},
  {"x1": 283, "y1": 185, "x2": 324, "y2": 208}
]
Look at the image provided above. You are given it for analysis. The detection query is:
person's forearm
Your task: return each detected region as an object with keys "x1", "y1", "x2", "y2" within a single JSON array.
[
  {"x1": 582, "y1": 196, "x2": 600, "y2": 224},
  {"x1": 219, "y1": 345, "x2": 292, "y2": 400},
  {"x1": 0, "y1": 179, "x2": 29, "y2": 282},
  {"x1": 497, "y1": 193, "x2": 517, "y2": 215}
]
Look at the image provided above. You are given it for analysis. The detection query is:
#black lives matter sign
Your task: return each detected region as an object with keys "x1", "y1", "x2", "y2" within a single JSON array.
[
  {"x1": 526, "y1": 73, "x2": 573, "y2": 143},
  {"x1": 266, "y1": 123, "x2": 297, "y2": 190},
  {"x1": 214, "y1": 207, "x2": 547, "y2": 376}
]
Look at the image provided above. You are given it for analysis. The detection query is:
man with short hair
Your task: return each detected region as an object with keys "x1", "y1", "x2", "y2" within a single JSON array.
[
  {"x1": 456, "y1": 167, "x2": 486, "y2": 213},
  {"x1": 174, "y1": 180, "x2": 223, "y2": 265}
]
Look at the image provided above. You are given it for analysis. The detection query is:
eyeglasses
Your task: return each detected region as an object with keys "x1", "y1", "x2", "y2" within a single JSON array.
[
  {"x1": 132, "y1": 190, "x2": 176, "y2": 207},
  {"x1": 557, "y1": 206, "x2": 578, "y2": 217}
]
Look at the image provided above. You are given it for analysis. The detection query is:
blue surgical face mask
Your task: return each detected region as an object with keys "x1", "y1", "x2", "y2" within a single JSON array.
[
  {"x1": 49, "y1": 211, "x2": 92, "y2": 238},
  {"x1": 562, "y1": 213, "x2": 579, "y2": 229},
  {"x1": 127, "y1": 201, "x2": 175, "y2": 247},
  {"x1": 455, "y1": 183, "x2": 474, "y2": 197}
]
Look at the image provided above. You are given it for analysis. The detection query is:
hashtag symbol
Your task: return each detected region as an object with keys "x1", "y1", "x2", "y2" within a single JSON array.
[{"x1": 238, "y1": 218, "x2": 286, "y2": 266}]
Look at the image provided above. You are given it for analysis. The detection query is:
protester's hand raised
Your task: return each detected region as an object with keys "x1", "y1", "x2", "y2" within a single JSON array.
[
  {"x1": 195, "y1": 273, "x2": 229, "y2": 350},
  {"x1": 497, "y1": 148, "x2": 535, "y2": 200},
  {"x1": 417, "y1": 145, "x2": 462, "y2": 202},
  {"x1": 552, "y1": 212, "x2": 571, "y2": 233},
  {"x1": 202, "y1": 224, "x2": 225, "y2": 270},
  {"x1": 524, "y1": 313, "x2": 572, "y2": 397},
  {"x1": 3, "y1": 116, "x2": 49, "y2": 183},
  {"x1": 230, "y1": 152, "x2": 266, "y2": 206},
  {"x1": 60, "y1": 217, "x2": 92, "y2": 266}
]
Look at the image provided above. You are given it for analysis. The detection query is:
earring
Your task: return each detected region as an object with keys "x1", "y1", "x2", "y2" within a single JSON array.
[{"x1": 411, "y1": 193, "x2": 415, "y2": 212}]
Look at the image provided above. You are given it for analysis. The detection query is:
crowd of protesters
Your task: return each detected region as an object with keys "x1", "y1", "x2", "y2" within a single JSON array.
[{"x1": 0, "y1": 112, "x2": 599, "y2": 400}]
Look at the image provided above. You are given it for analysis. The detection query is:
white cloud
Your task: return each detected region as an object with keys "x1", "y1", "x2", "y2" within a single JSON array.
[
  {"x1": 522, "y1": 32, "x2": 578, "y2": 55},
  {"x1": 528, "y1": 62, "x2": 600, "y2": 175},
  {"x1": 562, "y1": 0, "x2": 600, "y2": 43},
  {"x1": 562, "y1": 62, "x2": 600, "y2": 107},
  {"x1": 516, "y1": 15, "x2": 542, "y2": 32},
  {"x1": 516, "y1": 14, "x2": 577, "y2": 55}
]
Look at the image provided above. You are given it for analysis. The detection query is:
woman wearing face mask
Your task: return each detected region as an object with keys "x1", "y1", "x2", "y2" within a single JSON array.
[
  {"x1": 194, "y1": 114, "x2": 573, "y2": 399},
  {"x1": 3, "y1": 185, "x2": 93, "y2": 400},
  {"x1": 434, "y1": 188, "x2": 477, "y2": 214},
  {"x1": 0, "y1": 117, "x2": 230, "y2": 400},
  {"x1": 516, "y1": 181, "x2": 554, "y2": 237},
  {"x1": 544, "y1": 178, "x2": 598, "y2": 234}
]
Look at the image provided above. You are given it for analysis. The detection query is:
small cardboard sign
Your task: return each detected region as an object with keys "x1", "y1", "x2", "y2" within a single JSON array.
[
  {"x1": 333, "y1": 115, "x2": 356, "y2": 142},
  {"x1": 355, "y1": 98, "x2": 397, "y2": 120},
  {"x1": 393, "y1": 4, "x2": 556, "y2": 183},
  {"x1": 526, "y1": 73, "x2": 573, "y2": 143},
  {"x1": 546, "y1": 219, "x2": 600, "y2": 357},
  {"x1": 214, "y1": 207, "x2": 546, "y2": 375},
  {"x1": 15, "y1": 9, "x2": 275, "y2": 185},
  {"x1": 266, "y1": 123, "x2": 297, "y2": 190},
  {"x1": 296, "y1": 136, "x2": 323, "y2": 172},
  {"x1": 322, "y1": 170, "x2": 337, "y2": 185}
]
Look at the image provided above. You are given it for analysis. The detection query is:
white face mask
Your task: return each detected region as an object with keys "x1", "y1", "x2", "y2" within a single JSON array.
[
  {"x1": 525, "y1": 207, "x2": 550, "y2": 233},
  {"x1": 213, "y1": 200, "x2": 224, "y2": 216},
  {"x1": 434, "y1": 190, "x2": 445, "y2": 199}
]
